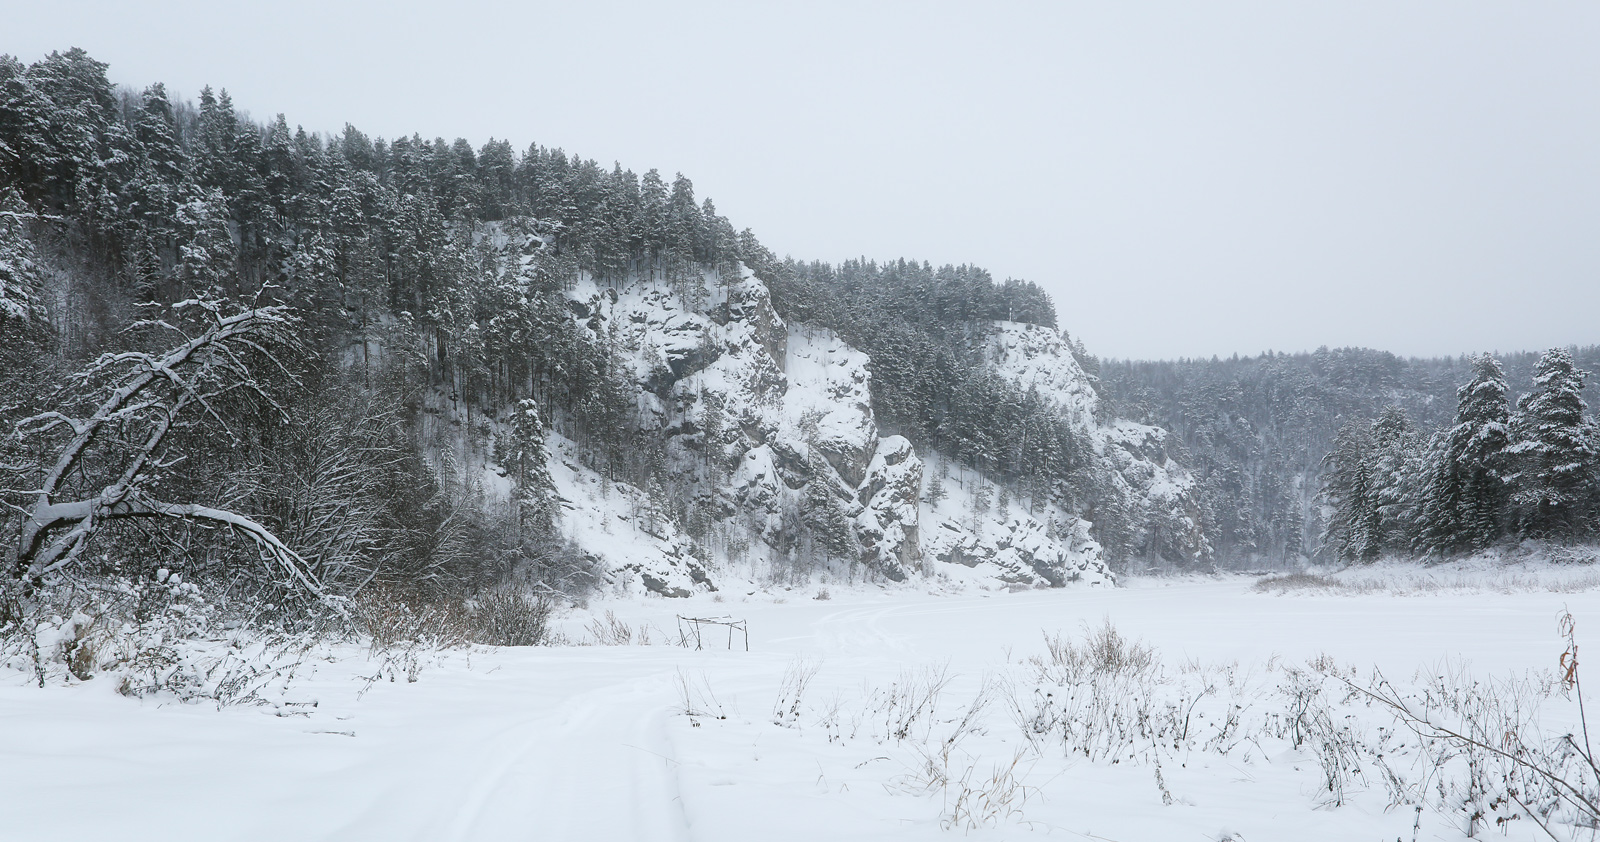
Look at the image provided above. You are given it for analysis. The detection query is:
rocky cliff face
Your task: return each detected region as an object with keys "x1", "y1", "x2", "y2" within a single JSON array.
[
  {"x1": 541, "y1": 271, "x2": 1196, "y2": 596},
  {"x1": 984, "y1": 323, "x2": 1209, "y2": 564}
]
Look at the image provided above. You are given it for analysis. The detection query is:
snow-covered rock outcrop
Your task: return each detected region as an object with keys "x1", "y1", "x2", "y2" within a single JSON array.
[
  {"x1": 854, "y1": 436, "x2": 923, "y2": 579},
  {"x1": 561, "y1": 272, "x2": 938, "y2": 594},
  {"x1": 533, "y1": 272, "x2": 1197, "y2": 595},
  {"x1": 919, "y1": 456, "x2": 1112, "y2": 588},
  {"x1": 984, "y1": 322, "x2": 1208, "y2": 563}
]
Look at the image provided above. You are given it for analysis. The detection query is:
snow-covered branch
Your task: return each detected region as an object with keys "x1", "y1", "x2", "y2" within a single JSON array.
[{"x1": 5, "y1": 301, "x2": 333, "y2": 606}]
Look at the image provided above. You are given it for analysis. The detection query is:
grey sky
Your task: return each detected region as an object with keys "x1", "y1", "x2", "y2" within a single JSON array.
[{"x1": 11, "y1": 1, "x2": 1599, "y2": 361}]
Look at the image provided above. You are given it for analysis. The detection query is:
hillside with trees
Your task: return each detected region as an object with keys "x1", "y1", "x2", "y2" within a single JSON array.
[{"x1": 1, "y1": 49, "x2": 1210, "y2": 627}]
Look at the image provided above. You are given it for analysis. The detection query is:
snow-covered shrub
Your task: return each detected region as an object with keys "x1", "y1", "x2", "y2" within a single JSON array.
[
  {"x1": 0, "y1": 580, "x2": 29, "y2": 668},
  {"x1": 1018, "y1": 622, "x2": 1192, "y2": 762},
  {"x1": 6, "y1": 575, "x2": 212, "y2": 688},
  {"x1": 1321, "y1": 619, "x2": 1600, "y2": 838},
  {"x1": 31, "y1": 610, "x2": 103, "y2": 684},
  {"x1": 675, "y1": 668, "x2": 728, "y2": 719},
  {"x1": 355, "y1": 587, "x2": 558, "y2": 651},
  {"x1": 1, "y1": 573, "x2": 326, "y2": 706},
  {"x1": 113, "y1": 634, "x2": 319, "y2": 707},
  {"x1": 865, "y1": 667, "x2": 953, "y2": 744},
  {"x1": 1253, "y1": 572, "x2": 1340, "y2": 593},
  {"x1": 1035, "y1": 620, "x2": 1157, "y2": 683},
  {"x1": 466, "y1": 592, "x2": 553, "y2": 646},
  {"x1": 760, "y1": 662, "x2": 1028, "y2": 829},
  {"x1": 353, "y1": 589, "x2": 554, "y2": 689},
  {"x1": 354, "y1": 589, "x2": 469, "y2": 650},
  {"x1": 1003, "y1": 617, "x2": 1600, "y2": 833},
  {"x1": 919, "y1": 747, "x2": 1037, "y2": 832}
]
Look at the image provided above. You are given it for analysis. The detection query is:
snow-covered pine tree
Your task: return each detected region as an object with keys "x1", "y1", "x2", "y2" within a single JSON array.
[
  {"x1": 508, "y1": 399, "x2": 558, "y2": 536},
  {"x1": 1320, "y1": 419, "x2": 1378, "y2": 562},
  {"x1": 174, "y1": 188, "x2": 239, "y2": 300},
  {"x1": 923, "y1": 473, "x2": 946, "y2": 505},
  {"x1": 636, "y1": 169, "x2": 668, "y2": 280},
  {"x1": 0, "y1": 189, "x2": 42, "y2": 324},
  {"x1": 972, "y1": 482, "x2": 992, "y2": 517},
  {"x1": 1367, "y1": 406, "x2": 1425, "y2": 551},
  {"x1": 800, "y1": 453, "x2": 855, "y2": 568},
  {"x1": 4, "y1": 49, "x2": 117, "y2": 214},
  {"x1": 122, "y1": 83, "x2": 189, "y2": 280},
  {"x1": 1415, "y1": 354, "x2": 1512, "y2": 554},
  {"x1": 1508, "y1": 349, "x2": 1598, "y2": 540}
]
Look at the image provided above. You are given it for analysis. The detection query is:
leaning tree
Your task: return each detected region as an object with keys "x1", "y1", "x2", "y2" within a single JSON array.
[{"x1": 3, "y1": 299, "x2": 335, "y2": 606}]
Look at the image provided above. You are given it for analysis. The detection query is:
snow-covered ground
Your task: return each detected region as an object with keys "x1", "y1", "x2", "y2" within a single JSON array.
[{"x1": 5, "y1": 575, "x2": 1600, "y2": 841}]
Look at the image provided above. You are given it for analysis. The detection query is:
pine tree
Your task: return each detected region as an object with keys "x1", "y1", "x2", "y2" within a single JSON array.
[
  {"x1": 174, "y1": 188, "x2": 239, "y2": 299},
  {"x1": 1320, "y1": 420, "x2": 1378, "y2": 562},
  {"x1": 636, "y1": 169, "x2": 668, "y2": 279},
  {"x1": 923, "y1": 473, "x2": 947, "y2": 505},
  {"x1": 1508, "y1": 349, "x2": 1597, "y2": 540},
  {"x1": 802, "y1": 458, "x2": 853, "y2": 567},
  {"x1": 125, "y1": 83, "x2": 187, "y2": 227},
  {"x1": 0, "y1": 189, "x2": 42, "y2": 323},
  {"x1": 972, "y1": 482, "x2": 992, "y2": 517},
  {"x1": 12, "y1": 49, "x2": 117, "y2": 213},
  {"x1": 1277, "y1": 487, "x2": 1305, "y2": 560},
  {"x1": 1367, "y1": 407, "x2": 1424, "y2": 550},
  {"x1": 0, "y1": 55, "x2": 46, "y2": 199},
  {"x1": 508, "y1": 399, "x2": 558, "y2": 536},
  {"x1": 1416, "y1": 354, "x2": 1512, "y2": 554}
]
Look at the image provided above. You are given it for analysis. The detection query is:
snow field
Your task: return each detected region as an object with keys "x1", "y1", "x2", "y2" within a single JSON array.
[{"x1": 5, "y1": 578, "x2": 1600, "y2": 840}]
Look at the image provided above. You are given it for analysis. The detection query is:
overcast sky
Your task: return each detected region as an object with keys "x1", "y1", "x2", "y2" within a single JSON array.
[{"x1": 11, "y1": 1, "x2": 1599, "y2": 360}]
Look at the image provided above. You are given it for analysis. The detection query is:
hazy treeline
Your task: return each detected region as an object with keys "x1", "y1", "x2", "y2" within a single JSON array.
[{"x1": 1098, "y1": 346, "x2": 1600, "y2": 565}]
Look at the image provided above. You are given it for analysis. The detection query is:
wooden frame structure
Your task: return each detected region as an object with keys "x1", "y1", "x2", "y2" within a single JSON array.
[{"x1": 676, "y1": 615, "x2": 749, "y2": 651}]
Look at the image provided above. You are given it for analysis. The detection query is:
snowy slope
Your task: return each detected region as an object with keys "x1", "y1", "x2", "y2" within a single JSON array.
[{"x1": 546, "y1": 433, "x2": 712, "y2": 598}]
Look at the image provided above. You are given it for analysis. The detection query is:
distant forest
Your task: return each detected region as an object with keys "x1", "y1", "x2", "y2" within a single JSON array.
[{"x1": 1096, "y1": 346, "x2": 1600, "y2": 566}]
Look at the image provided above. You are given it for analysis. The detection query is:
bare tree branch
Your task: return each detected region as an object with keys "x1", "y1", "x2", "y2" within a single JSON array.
[{"x1": 5, "y1": 301, "x2": 336, "y2": 609}]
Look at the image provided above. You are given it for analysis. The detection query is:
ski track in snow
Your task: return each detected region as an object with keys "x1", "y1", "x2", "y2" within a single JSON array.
[
  {"x1": 440, "y1": 676, "x2": 690, "y2": 842},
  {"x1": 6, "y1": 577, "x2": 1600, "y2": 841}
]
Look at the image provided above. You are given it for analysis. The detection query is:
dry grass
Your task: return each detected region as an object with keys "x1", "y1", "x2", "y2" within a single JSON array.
[
  {"x1": 1253, "y1": 572, "x2": 1341, "y2": 593},
  {"x1": 354, "y1": 588, "x2": 554, "y2": 650},
  {"x1": 585, "y1": 609, "x2": 656, "y2": 645},
  {"x1": 1255, "y1": 568, "x2": 1600, "y2": 596},
  {"x1": 1034, "y1": 619, "x2": 1159, "y2": 684}
]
